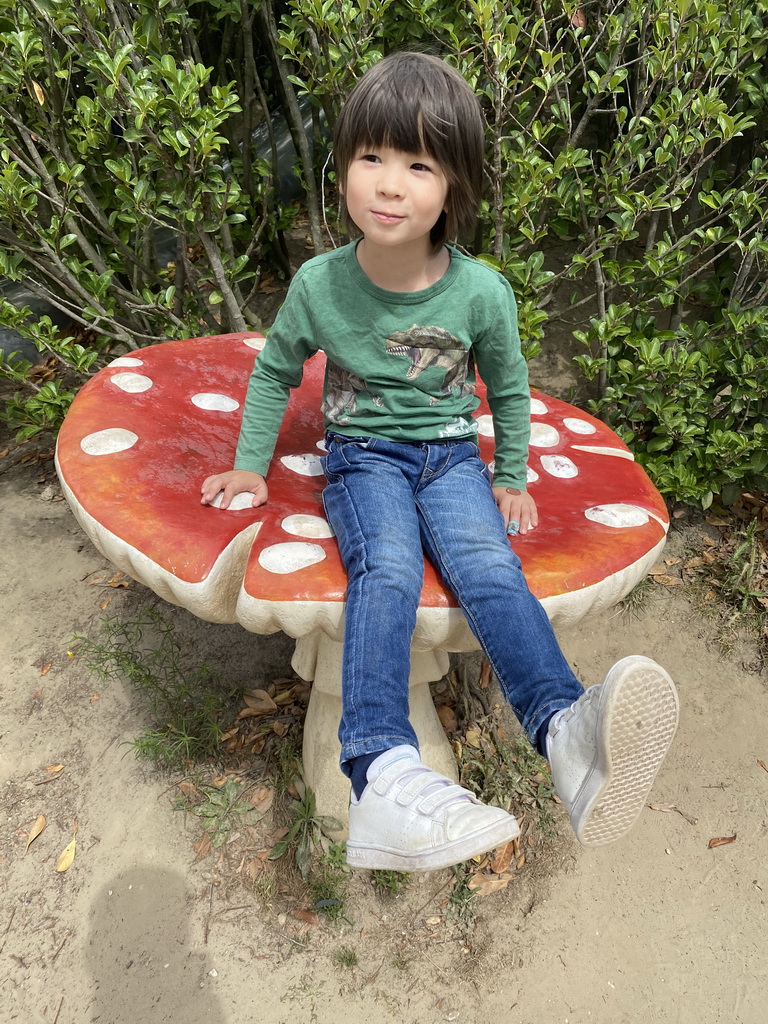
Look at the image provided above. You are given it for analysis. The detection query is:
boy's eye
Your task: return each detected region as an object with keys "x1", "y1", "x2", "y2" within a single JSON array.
[
  {"x1": 411, "y1": 162, "x2": 431, "y2": 172},
  {"x1": 361, "y1": 153, "x2": 380, "y2": 163}
]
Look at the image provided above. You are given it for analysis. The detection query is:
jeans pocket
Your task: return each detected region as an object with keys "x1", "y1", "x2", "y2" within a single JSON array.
[{"x1": 330, "y1": 435, "x2": 375, "y2": 467}]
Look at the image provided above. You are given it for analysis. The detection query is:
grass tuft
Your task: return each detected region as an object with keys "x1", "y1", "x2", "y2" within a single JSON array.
[
  {"x1": 333, "y1": 947, "x2": 358, "y2": 967},
  {"x1": 75, "y1": 609, "x2": 241, "y2": 769},
  {"x1": 371, "y1": 869, "x2": 411, "y2": 897}
]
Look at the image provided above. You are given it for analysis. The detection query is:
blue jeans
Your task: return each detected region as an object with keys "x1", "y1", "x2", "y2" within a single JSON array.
[{"x1": 321, "y1": 434, "x2": 584, "y2": 774}]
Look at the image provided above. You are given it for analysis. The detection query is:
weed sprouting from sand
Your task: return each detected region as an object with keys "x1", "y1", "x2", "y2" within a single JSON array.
[
  {"x1": 333, "y1": 947, "x2": 358, "y2": 967},
  {"x1": 371, "y1": 869, "x2": 411, "y2": 897},
  {"x1": 75, "y1": 609, "x2": 240, "y2": 768}
]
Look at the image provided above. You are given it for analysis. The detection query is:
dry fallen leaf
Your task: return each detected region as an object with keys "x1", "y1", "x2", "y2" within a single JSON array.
[
  {"x1": 708, "y1": 834, "x2": 737, "y2": 849},
  {"x1": 464, "y1": 726, "x2": 482, "y2": 748},
  {"x1": 272, "y1": 720, "x2": 290, "y2": 737},
  {"x1": 242, "y1": 690, "x2": 278, "y2": 715},
  {"x1": 437, "y1": 704, "x2": 458, "y2": 732},
  {"x1": 249, "y1": 787, "x2": 274, "y2": 813},
  {"x1": 651, "y1": 574, "x2": 683, "y2": 587},
  {"x1": 46, "y1": 764, "x2": 65, "y2": 773},
  {"x1": 265, "y1": 826, "x2": 290, "y2": 846},
  {"x1": 758, "y1": 760, "x2": 768, "y2": 774},
  {"x1": 55, "y1": 822, "x2": 78, "y2": 872},
  {"x1": 479, "y1": 659, "x2": 492, "y2": 690},
  {"x1": 468, "y1": 874, "x2": 511, "y2": 896},
  {"x1": 683, "y1": 556, "x2": 705, "y2": 569},
  {"x1": 40, "y1": 663, "x2": 52, "y2": 677},
  {"x1": 25, "y1": 815, "x2": 46, "y2": 853},
  {"x1": 292, "y1": 908, "x2": 319, "y2": 927},
  {"x1": 194, "y1": 833, "x2": 212, "y2": 860},
  {"x1": 490, "y1": 839, "x2": 516, "y2": 874},
  {"x1": 245, "y1": 856, "x2": 266, "y2": 882}
]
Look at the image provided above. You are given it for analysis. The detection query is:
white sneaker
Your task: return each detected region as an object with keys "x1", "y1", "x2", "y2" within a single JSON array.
[
  {"x1": 346, "y1": 745, "x2": 520, "y2": 871},
  {"x1": 547, "y1": 656, "x2": 679, "y2": 847}
]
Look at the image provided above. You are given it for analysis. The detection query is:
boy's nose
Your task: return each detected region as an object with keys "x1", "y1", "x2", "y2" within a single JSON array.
[{"x1": 377, "y1": 170, "x2": 405, "y2": 198}]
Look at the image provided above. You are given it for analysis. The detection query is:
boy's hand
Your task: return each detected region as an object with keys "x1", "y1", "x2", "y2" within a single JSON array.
[
  {"x1": 492, "y1": 486, "x2": 538, "y2": 536},
  {"x1": 200, "y1": 470, "x2": 268, "y2": 509}
]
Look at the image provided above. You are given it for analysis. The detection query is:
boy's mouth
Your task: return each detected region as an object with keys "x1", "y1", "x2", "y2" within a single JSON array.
[{"x1": 371, "y1": 211, "x2": 405, "y2": 224}]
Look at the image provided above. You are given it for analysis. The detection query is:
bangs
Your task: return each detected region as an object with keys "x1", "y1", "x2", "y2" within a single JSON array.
[{"x1": 347, "y1": 84, "x2": 455, "y2": 170}]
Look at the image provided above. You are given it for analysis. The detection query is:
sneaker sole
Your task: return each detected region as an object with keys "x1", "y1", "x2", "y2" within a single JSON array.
[
  {"x1": 572, "y1": 656, "x2": 679, "y2": 847},
  {"x1": 346, "y1": 815, "x2": 520, "y2": 872}
]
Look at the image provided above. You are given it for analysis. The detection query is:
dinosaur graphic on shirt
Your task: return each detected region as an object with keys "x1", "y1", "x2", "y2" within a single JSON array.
[
  {"x1": 385, "y1": 325, "x2": 474, "y2": 403},
  {"x1": 322, "y1": 361, "x2": 383, "y2": 423}
]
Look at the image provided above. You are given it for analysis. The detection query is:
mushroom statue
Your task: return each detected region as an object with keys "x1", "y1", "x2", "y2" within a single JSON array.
[{"x1": 56, "y1": 332, "x2": 669, "y2": 830}]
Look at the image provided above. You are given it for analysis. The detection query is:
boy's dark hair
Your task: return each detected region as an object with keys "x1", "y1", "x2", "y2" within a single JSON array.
[{"x1": 333, "y1": 52, "x2": 485, "y2": 249}]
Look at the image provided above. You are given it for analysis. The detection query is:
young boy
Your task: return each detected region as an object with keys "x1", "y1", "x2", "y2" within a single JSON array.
[{"x1": 201, "y1": 52, "x2": 679, "y2": 871}]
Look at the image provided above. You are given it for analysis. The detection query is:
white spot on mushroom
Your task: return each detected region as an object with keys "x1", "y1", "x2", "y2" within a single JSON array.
[
  {"x1": 108, "y1": 357, "x2": 144, "y2": 367},
  {"x1": 488, "y1": 459, "x2": 496, "y2": 475},
  {"x1": 563, "y1": 417, "x2": 597, "y2": 435},
  {"x1": 585, "y1": 504, "x2": 650, "y2": 529},
  {"x1": 243, "y1": 337, "x2": 266, "y2": 350},
  {"x1": 191, "y1": 393, "x2": 240, "y2": 412},
  {"x1": 210, "y1": 491, "x2": 258, "y2": 511},
  {"x1": 541, "y1": 454, "x2": 578, "y2": 478},
  {"x1": 110, "y1": 372, "x2": 153, "y2": 393},
  {"x1": 475, "y1": 414, "x2": 494, "y2": 437},
  {"x1": 530, "y1": 422, "x2": 560, "y2": 448},
  {"x1": 282, "y1": 514, "x2": 334, "y2": 538},
  {"x1": 571, "y1": 445, "x2": 635, "y2": 461},
  {"x1": 280, "y1": 453, "x2": 324, "y2": 476},
  {"x1": 530, "y1": 398, "x2": 548, "y2": 416},
  {"x1": 316, "y1": 439, "x2": 328, "y2": 453},
  {"x1": 258, "y1": 542, "x2": 326, "y2": 574},
  {"x1": 80, "y1": 428, "x2": 139, "y2": 456},
  {"x1": 527, "y1": 466, "x2": 540, "y2": 484}
]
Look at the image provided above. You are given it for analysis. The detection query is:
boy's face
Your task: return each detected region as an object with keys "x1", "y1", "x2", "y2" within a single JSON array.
[{"x1": 343, "y1": 146, "x2": 449, "y2": 254}]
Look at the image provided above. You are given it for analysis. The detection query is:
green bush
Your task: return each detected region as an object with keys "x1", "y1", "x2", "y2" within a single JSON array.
[{"x1": 0, "y1": 0, "x2": 299, "y2": 438}]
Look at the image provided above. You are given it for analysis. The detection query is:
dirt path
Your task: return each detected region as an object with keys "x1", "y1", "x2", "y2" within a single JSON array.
[{"x1": 1, "y1": 442, "x2": 766, "y2": 1024}]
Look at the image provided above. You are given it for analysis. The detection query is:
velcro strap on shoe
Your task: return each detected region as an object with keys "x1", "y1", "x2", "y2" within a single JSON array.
[
  {"x1": 370, "y1": 760, "x2": 424, "y2": 796},
  {"x1": 419, "y1": 784, "x2": 478, "y2": 815},
  {"x1": 392, "y1": 770, "x2": 443, "y2": 806}
]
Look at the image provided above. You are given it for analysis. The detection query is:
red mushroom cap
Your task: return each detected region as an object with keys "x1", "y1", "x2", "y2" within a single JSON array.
[{"x1": 56, "y1": 333, "x2": 668, "y2": 636}]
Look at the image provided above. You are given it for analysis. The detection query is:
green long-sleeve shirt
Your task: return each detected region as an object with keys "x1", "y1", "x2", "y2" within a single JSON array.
[{"x1": 235, "y1": 242, "x2": 531, "y2": 489}]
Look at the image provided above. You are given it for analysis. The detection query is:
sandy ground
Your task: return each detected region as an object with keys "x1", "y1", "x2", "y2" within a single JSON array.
[{"x1": 2, "y1": 430, "x2": 767, "y2": 1024}]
